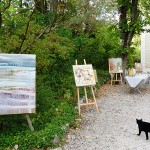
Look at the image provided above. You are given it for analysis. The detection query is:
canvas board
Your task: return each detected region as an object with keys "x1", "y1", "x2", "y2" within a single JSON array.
[
  {"x1": 0, "y1": 54, "x2": 36, "y2": 115},
  {"x1": 109, "y1": 58, "x2": 123, "y2": 73},
  {"x1": 93, "y1": 69, "x2": 98, "y2": 82},
  {"x1": 73, "y1": 65, "x2": 96, "y2": 87},
  {"x1": 135, "y1": 63, "x2": 143, "y2": 73}
]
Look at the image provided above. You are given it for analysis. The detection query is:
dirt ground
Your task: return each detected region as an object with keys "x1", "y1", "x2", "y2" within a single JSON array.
[{"x1": 63, "y1": 83, "x2": 150, "y2": 150}]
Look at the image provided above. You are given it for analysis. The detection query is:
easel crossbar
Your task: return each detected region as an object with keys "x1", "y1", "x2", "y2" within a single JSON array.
[{"x1": 80, "y1": 102, "x2": 96, "y2": 106}]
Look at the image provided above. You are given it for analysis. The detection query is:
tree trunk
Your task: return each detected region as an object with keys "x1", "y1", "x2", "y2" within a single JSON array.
[
  {"x1": 0, "y1": 12, "x2": 2, "y2": 30},
  {"x1": 34, "y1": 0, "x2": 48, "y2": 13},
  {"x1": 118, "y1": 0, "x2": 139, "y2": 81},
  {"x1": 0, "y1": 0, "x2": 11, "y2": 31},
  {"x1": 84, "y1": 0, "x2": 90, "y2": 33}
]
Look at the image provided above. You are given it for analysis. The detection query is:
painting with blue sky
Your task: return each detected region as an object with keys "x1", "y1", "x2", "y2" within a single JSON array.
[{"x1": 0, "y1": 54, "x2": 36, "y2": 115}]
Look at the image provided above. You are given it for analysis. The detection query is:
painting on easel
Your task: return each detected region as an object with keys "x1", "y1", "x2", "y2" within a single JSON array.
[
  {"x1": 0, "y1": 54, "x2": 36, "y2": 115},
  {"x1": 135, "y1": 63, "x2": 143, "y2": 73},
  {"x1": 73, "y1": 64, "x2": 96, "y2": 87},
  {"x1": 109, "y1": 58, "x2": 123, "y2": 73}
]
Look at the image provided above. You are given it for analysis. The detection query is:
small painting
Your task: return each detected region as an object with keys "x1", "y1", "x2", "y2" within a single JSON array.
[
  {"x1": 135, "y1": 63, "x2": 143, "y2": 73},
  {"x1": 93, "y1": 69, "x2": 98, "y2": 82},
  {"x1": 0, "y1": 54, "x2": 36, "y2": 115},
  {"x1": 73, "y1": 65, "x2": 96, "y2": 87},
  {"x1": 109, "y1": 58, "x2": 123, "y2": 73}
]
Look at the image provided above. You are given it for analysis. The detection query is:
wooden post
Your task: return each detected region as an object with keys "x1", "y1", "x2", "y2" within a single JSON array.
[
  {"x1": 84, "y1": 86, "x2": 88, "y2": 103},
  {"x1": 77, "y1": 87, "x2": 81, "y2": 115},
  {"x1": 91, "y1": 86, "x2": 99, "y2": 112},
  {"x1": 83, "y1": 59, "x2": 86, "y2": 65},
  {"x1": 25, "y1": 114, "x2": 34, "y2": 131}
]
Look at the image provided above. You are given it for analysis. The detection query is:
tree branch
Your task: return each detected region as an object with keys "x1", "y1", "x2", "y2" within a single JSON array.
[
  {"x1": 127, "y1": 0, "x2": 139, "y2": 47},
  {"x1": 19, "y1": 9, "x2": 35, "y2": 53},
  {"x1": 119, "y1": 3, "x2": 128, "y2": 48},
  {"x1": 0, "y1": 0, "x2": 11, "y2": 29},
  {"x1": 20, "y1": 0, "x2": 58, "y2": 54},
  {"x1": 1, "y1": 0, "x2": 12, "y2": 12}
]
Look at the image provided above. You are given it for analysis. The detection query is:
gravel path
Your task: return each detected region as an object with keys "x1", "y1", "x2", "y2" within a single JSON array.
[{"x1": 62, "y1": 83, "x2": 150, "y2": 150}]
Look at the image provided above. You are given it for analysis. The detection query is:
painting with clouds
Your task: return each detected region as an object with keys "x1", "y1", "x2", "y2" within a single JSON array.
[{"x1": 0, "y1": 54, "x2": 36, "y2": 115}]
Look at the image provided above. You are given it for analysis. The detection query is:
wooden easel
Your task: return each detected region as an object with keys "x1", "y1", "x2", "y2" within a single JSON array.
[
  {"x1": 110, "y1": 73, "x2": 122, "y2": 85},
  {"x1": 75, "y1": 59, "x2": 99, "y2": 115}
]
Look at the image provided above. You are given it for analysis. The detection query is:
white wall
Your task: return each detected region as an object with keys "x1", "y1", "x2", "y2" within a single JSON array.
[{"x1": 141, "y1": 25, "x2": 150, "y2": 71}]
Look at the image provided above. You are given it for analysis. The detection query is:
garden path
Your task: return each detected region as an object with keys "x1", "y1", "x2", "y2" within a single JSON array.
[{"x1": 61, "y1": 83, "x2": 150, "y2": 150}]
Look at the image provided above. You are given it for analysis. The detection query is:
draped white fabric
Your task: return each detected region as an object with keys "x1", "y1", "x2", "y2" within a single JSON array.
[{"x1": 125, "y1": 74, "x2": 149, "y2": 88}]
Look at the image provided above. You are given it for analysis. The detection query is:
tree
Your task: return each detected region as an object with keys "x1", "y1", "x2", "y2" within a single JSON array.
[
  {"x1": 117, "y1": 0, "x2": 139, "y2": 78},
  {"x1": 0, "y1": 0, "x2": 11, "y2": 30},
  {"x1": 117, "y1": 0, "x2": 150, "y2": 79}
]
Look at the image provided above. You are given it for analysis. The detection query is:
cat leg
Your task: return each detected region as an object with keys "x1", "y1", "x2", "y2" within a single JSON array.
[
  {"x1": 137, "y1": 130, "x2": 141, "y2": 136},
  {"x1": 145, "y1": 132, "x2": 149, "y2": 140}
]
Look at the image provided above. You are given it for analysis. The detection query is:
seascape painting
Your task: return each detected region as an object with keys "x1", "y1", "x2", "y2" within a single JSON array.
[
  {"x1": 0, "y1": 54, "x2": 36, "y2": 115},
  {"x1": 73, "y1": 65, "x2": 96, "y2": 87},
  {"x1": 109, "y1": 58, "x2": 123, "y2": 73}
]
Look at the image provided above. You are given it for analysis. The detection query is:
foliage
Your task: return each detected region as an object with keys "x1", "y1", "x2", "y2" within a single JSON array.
[
  {"x1": 0, "y1": 0, "x2": 142, "y2": 149},
  {"x1": 127, "y1": 35, "x2": 141, "y2": 68},
  {"x1": 114, "y1": 0, "x2": 150, "y2": 78},
  {"x1": 0, "y1": 77, "x2": 78, "y2": 150}
]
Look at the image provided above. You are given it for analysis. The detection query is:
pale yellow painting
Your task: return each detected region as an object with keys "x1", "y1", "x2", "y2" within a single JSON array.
[
  {"x1": 73, "y1": 65, "x2": 96, "y2": 87},
  {"x1": 135, "y1": 63, "x2": 143, "y2": 73},
  {"x1": 93, "y1": 69, "x2": 98, "y2": 82},
  {"x1": 109, "y1": 58, "x2": 123, "y2": 73}
]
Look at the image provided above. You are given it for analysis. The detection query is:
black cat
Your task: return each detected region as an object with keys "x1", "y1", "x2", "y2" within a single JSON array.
[{"x1": 136, "y1": 119, "x2": 150, "y2": 140}]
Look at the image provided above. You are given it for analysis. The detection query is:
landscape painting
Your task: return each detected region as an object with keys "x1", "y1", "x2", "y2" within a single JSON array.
[
  {"x1": 109, "y1": 58, "x2": 123, "y2": 73},
  {"x1": 0, "y1": 54, "x2": 36, "y2": 115},
  {"x1": 73, "y1": 64, "x2": 96, "y2": 87}
]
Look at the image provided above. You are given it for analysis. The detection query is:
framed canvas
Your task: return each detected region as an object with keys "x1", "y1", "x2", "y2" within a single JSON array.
[
  {"x1": 0, "y1": 54, "x2": 36, "y2": 115},
  {"x1": 109, "y1": 58, "x2": 123, "y2": 73},
  {"x1": 135, "y1": 63, "x2": 143, "y2": 73},
  {"x1": 73, "y1": 64, "x2": 96, "y2": 87}
]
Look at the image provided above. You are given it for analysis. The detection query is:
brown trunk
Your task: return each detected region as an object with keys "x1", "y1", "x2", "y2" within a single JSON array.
[
  {"x1": 118, "y1": 0, "x2": 139, "y2": 82},
  {"x1": 52, "y1": 0, "x2": 58, "y2": 13},
  {"x1": 0, "y1": 12, "x2": 2, "y2": 30},
  {"x1": 21, "y1": 0, "x2": 58, "y2": 53},
  {"x1": 122, "y1": 54, "x2": 128, "y2": 82},
  {"x1": 34, "y1": 0, "x2": 48, "y2": 13},
  {"x1": 84, "y1": 0, "x2": 90, "y2": 33},
  {"x1": 19, "y1": 0, "x2": 23, "y2": 8}
]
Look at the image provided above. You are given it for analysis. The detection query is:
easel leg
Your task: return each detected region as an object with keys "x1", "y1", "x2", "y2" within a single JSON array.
[
  {"x1": 91, "y1": 86, "x2": 99, "y2": 112},
  {"x1": 77, "y1": 87, "x2": 81, "y2": 115},
  {"x1": 120, "y1": 73, "x2": 123, "y2": 84},
  {"x1": 25, "y1": 114, "x2": 34, "y2": 131},
  {"x1": 111, "y1": 74, "x2": 113, "y2": 85},
  {"x1": 111, "y1": 73, "x2": 114, "y2": 85},
  {"x1": 111, "y1": 77, "x2": 113, "y2": 85},
  {"x1": 84, "y1": 87, "x2": 88, "y2": 103}
]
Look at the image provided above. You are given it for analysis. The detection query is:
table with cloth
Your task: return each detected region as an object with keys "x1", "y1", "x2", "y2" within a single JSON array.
[{"x1": 125, "y1": 74, "x2": 150, "y2": 93}]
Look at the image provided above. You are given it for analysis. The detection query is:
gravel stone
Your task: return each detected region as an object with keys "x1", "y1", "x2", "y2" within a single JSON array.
[{"x1": 62, "y1": 84, "x2": 150, "y2": 150}]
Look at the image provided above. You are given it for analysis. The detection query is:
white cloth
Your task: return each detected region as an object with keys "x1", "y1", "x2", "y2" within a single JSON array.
[{"x1": 125, "y1": 74, "x2": 149, "y2": 88}]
